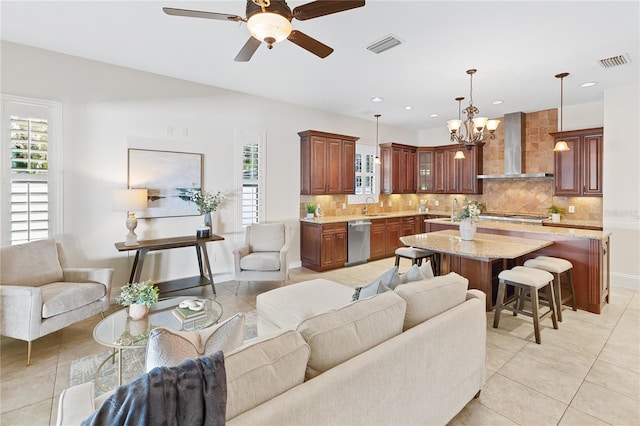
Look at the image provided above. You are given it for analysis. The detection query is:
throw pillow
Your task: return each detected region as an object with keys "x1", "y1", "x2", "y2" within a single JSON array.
[
  {"x1": 419, "y1": 260, "x2": 435, "y2": 279},
  {"x1": 352, "y1": 280, "x2": 390, "y2": 301},
  {"x1": 400, "y1": 264, "x2": 425, "y2": 284},
  {"x1": 145, "y1": 312, "x2": 245, "y2": 372}
]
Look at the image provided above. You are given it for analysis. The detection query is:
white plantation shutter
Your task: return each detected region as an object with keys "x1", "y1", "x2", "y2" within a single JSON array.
[
  {"x1": 236, "y1": 128, "x2": 265, "y2": 229},
  {"x1": 2, "y1": 96, "x2": 62, "y2": 246}
]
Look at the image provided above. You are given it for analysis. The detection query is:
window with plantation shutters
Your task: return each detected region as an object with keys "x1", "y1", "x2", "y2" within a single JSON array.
[
  {"x1": 236, "y1": 129, "x2": 265, "y2": 228},
  {"x1": 1, "y1": 96, "x2": 62, "y2": 246}
]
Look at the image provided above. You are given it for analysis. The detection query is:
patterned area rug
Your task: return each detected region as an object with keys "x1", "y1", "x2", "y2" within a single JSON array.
[{"x1": 70, "y1": 310, "x2": 258, "y2": 397}]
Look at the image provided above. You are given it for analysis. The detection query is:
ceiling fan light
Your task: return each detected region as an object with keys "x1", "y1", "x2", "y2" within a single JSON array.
[
  {"x1": 553, "y1": 141, "x2": 570, "y2": 152},
  {"x1": 247, "y1": 12, "x2": 292, "y2": 45}
]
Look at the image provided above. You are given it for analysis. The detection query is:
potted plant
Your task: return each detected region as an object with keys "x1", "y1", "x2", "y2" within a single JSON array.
[
  {"x1": 547, "y1": 205, "x2": 566, "y2": 223},
  {"x1": 190, "y1": 190, "x2": 225, "y2": 228},
  {"x1": 306, "y1": 203, "x2": 317, "y2": 219},
  {"x1": 116, "y1": 280, "x2": 159, "y2": 320},
  {"x1": 456, "y1": 199, "x2": 484, "y2": 241}
]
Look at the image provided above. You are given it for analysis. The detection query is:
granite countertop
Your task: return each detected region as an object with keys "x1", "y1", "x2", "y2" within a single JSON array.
[
  {"x1": 425, "y1": 218, "x2": 610, "y2": 240},
  {"x1": 400, "y1": 230, "x2": 554, "y2": 260}
]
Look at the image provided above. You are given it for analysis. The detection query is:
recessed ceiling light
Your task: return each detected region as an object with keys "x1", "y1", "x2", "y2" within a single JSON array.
[
  {"x1": 404, "y1": 106, "x2": 413, "y2": 110},
  {"x1": 429, "y1": 113, "x2": 439, "y2": 118},
  {"x1": 492, "y1": 100, "x2": 504, "y2": 105},
  {"x1": 580, "y1": 81, "x2": 597, "y2": 87},
  {"x1": 371, "y1": 97, "x2": 383, "y2": 103}
]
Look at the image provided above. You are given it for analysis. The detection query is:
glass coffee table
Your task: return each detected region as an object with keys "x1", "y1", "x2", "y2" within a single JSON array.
[{"x1": 93, "y1": 296, "x2": 223, "y2": 390}]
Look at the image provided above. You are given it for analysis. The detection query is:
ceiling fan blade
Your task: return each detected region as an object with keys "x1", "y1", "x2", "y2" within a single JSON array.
[
  {"x1": 162, "y1": 7, "x2": 244, "y2": 22},
  {"x1": 287, "y1": 30, "x2": 333, "y2": 58},
  {"x1": 234, "y1": 37, "x2": 262, "y2": 62},
  {"x1": 292, "y1": 1, "x2": 365, "y2": 21}
]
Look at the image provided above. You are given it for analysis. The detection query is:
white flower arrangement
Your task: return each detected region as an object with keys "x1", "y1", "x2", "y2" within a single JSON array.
[
  {"x1": 456, "y1": 199, "x2": 484, "y2": 223},
  {"x1": 190, "y1": 190, "x2": 225, "y2": 214},
  {"x1": 116, "y1": 280, "x2": 159, "y2": 307}
]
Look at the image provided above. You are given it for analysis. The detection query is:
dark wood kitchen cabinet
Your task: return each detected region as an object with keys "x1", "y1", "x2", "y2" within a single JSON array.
[
  {"x1": 300, "y1": 221, "x2": 347, "y2": 272},
  {"x1": 380, "y1": 143, "x2": 417, "y2": 194},
  {"x1": 552, "y1": 127, "x2": 603, "y2": 196},
  {"x1": 431, "y1": 144, "x2": 483, "y2": 194},
  {"x1": 299, "y1": 130, "x2": 358, "y2": 195},
  {"x1": 369, "y1": 217, "x2": 406, "y2": 261}
]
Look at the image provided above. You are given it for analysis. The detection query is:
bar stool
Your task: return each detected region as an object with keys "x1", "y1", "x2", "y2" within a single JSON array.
[
  {"x1": 523, "y1": 256, "x2": 576, "y2": 322},
  {"x1": 394, "y1": 247, "x2": 439, "y2": 275},
  {"x1": 493, "y1": 266, "x2": 558, "y2": 344}
]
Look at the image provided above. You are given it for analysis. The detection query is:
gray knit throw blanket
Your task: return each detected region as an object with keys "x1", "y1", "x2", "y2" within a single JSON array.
[{"x1": 82, "y1": 351, "x2": 226, "y2": 426}]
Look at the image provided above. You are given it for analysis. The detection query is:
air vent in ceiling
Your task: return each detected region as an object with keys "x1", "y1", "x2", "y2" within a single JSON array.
[
  {"x1": 598, "y1": 53, "x2": 632, "y2": 68},
  {"x1": 367, "y1": 35, "x2": 402, "y2": 54}
]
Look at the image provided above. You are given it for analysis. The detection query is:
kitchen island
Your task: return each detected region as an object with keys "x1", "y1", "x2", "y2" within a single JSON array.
[
  {"x1": 400, "y1": 230, "x2": 553, "y2": 311},
  {"x1": 425, "y1": 218, "x2": 611, "y2": 314}
]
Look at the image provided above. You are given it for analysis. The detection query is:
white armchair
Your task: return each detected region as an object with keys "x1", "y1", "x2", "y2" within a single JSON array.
[
  {"x1": 233, "y1": 223, "x2": 290, "y2": 295},
  {"x1": 0, "y1": 239, "x2": 113, "y2": 365}
]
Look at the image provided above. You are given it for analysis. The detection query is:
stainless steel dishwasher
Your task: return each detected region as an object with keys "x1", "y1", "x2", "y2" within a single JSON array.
[{"x1": 345, "y1": 220, "x2": 371, "y2": 266}]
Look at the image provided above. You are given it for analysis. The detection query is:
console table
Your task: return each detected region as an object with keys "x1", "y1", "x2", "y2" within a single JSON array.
[{"x1": 115, "y1": 234, "x2": 224, "y2": 295}]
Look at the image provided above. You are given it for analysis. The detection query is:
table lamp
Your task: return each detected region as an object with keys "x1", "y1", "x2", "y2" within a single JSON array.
[{"x1": 113, "y1": 188, "x2": 148, "y2": 246}]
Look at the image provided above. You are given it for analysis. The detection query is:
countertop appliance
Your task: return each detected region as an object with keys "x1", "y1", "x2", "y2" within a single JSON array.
[{"x1": 346, "y1": 220, "x2": 371, "y2": 267}]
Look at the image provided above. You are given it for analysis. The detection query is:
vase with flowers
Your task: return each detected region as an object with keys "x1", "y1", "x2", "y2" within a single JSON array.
[
  {"x1": 116, "y1": 280, "x2": 159, "y2": 320},
  {"x1": 190, "y1": 190, "x2": 225, "y2": 230},
  {"x1": 456, "y1": 199, "x2": 484, "y2": 241}
]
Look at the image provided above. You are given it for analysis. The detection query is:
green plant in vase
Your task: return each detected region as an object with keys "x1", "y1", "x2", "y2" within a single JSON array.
[
  {"x1": 547, "y1": 205, "x2": 566, "y2": 223},
  {"x1": 116, "y1": 280, "x2": 159, "y2": 319},
  {"x1": 306, "y1": 203, "x2": 317, "y2": 219}
]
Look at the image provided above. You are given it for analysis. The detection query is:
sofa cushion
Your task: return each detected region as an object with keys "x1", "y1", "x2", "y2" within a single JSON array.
[
  {"x1": 352, "y1": 280, "x2": 390, "y2": 301},
  {"x1": 239, "y1": 252, "x2": 281, "y2": 271},
  {"x1": 257, "y1": 279, "x2": 353, "y2": 330},
  {"x1": 249, "y1": 223, "x2": 285, "y2": 252},
  {"x1": 297, "y1": 291, "x2": 407, "y2": 379},
  {"x1": 145, "y1": 313, "x2": 245, "y2": 372},
  {"x1": 0, "y1": 239, "x2": 64, "y2": 287},
  {"x1": 394, "y1": 272, "x2": 469, "y2": 330},
  {"x1": 369, "y1": 266, "x2": 403, "y2": 290},
  {"x1": 40, "y1": 282, "x2": 107, "y2": 318},
  {"x1": 224, "y1": 329, "x2": 310, "y2": 421}
]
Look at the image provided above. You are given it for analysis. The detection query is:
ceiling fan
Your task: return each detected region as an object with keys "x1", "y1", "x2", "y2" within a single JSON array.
[{"x1": 163, "y1": 0, "x2": 365, "y2": 62}]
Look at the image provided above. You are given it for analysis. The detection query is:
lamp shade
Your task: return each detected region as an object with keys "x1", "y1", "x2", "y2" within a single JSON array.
[
  {"x1": 113, "y1": 189, "x2": 148, "y2": 212},
  {"x1": 553, "y1": 141, "x2": 571, "y2": 152}
]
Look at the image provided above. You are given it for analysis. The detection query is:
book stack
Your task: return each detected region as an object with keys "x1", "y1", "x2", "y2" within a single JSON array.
[{"x1": 172, "y1": 305, "x2": 207, "y2": 324}]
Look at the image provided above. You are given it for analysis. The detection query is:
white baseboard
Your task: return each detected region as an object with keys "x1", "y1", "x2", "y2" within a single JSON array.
[{"x1": 611, "y1": 272, "x2": 640, "y2": 291}]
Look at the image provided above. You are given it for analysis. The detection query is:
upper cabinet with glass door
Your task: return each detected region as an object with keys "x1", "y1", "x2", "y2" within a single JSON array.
[{"x1": 417, "y1": 147, "x2": 433, "y2": 193}]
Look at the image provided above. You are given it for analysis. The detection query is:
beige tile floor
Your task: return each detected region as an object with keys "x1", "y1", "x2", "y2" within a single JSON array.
[{"x1": 1, "y1": 258, "x2": 639, "y2": 425}]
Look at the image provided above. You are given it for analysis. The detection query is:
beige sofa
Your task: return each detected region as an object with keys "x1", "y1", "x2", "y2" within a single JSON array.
[{"x1": 58, "y1": 272, "x2": 486, "y2": 425}]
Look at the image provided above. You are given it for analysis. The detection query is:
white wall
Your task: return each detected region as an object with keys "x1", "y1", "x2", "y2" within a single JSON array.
[
  {"x1": 0, "y1": 41, "x2": 417, "y2": 289},
  {"x1": 603, "y1": 85, "x2": 640, "y2": 290}
]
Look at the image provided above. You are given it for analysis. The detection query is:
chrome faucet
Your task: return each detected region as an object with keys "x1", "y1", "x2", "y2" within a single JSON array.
[
  {"x1": 364, "y1": 196, "x2": 375, "y2": 215},
  {"x1": 451, "y1": 198, "x2": 459, "y2": 222}
]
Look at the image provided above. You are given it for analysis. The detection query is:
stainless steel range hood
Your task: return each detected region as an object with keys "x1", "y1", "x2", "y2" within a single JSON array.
[{"x1": 477, "y1": 112, "x2": 553, "y2": 179}]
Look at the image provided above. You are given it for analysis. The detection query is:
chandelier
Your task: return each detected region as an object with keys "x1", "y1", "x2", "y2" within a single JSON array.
[{"x1": 447, "y1": 69, "x2": 500, "y2": 151}]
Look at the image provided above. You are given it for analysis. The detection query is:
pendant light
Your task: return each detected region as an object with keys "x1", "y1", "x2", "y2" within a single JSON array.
[
  {"x1": 374, "y1": 113, "x2": 381, "y2": 164},
  {"x1": 553, "y1": 72, "x2": 571, "y2": 152}
]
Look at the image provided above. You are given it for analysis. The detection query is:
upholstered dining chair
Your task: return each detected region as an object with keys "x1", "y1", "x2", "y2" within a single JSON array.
[
  {"x1": 232, "y1": 223, "x2": 290, "y2": 295},
  {"x1": 0, "y1": 239, "x2": 113, "y2": 365}
]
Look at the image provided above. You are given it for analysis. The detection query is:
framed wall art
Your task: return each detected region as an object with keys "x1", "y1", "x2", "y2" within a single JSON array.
[{"x1": 128, "y1": 148, "x2": 203, "y2": 219}]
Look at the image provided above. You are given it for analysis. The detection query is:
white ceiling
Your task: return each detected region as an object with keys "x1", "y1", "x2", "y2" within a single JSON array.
[{"x1": 1, "y1": 1, "x2": 638, "y2": 130}]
